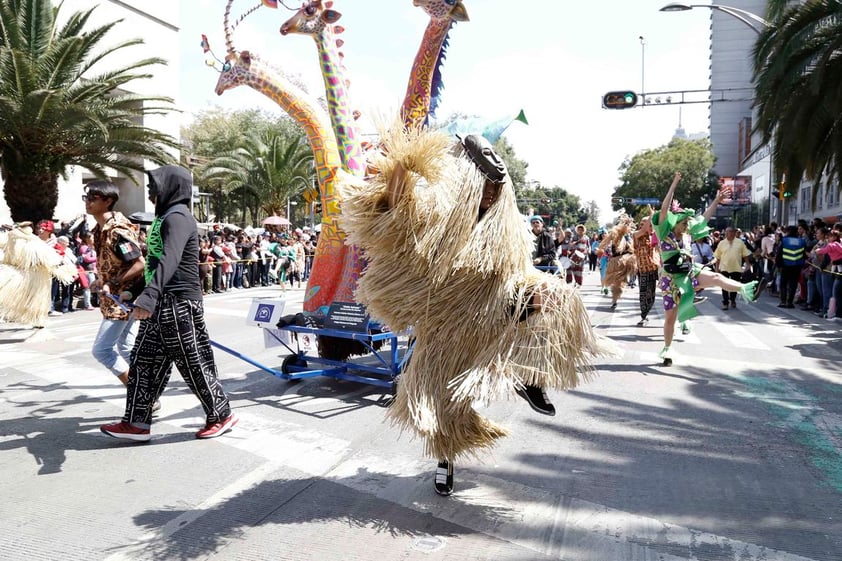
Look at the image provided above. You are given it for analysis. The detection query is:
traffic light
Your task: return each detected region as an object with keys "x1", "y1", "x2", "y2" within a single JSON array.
[
  {"x1": 602, "y1": 91, "x2": 638, "y2": 109},
  {"x1": 611, "y1": 197, "x2": 625, "y2": 204},
  {"x1": 778, "y1": 180, "x2": 792, "y2": 200}
]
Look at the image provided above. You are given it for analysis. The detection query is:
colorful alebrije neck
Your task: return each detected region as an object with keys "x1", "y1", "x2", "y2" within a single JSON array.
[
  {"x1": 215, "y1": 49, "x2": 357, "y2": 313},
  {"x1": 281, "y1": 1, "x2": 365, "y2": 177},
  {"x1": 401, "y1": 0, "x2": 468, "y2": 129}
]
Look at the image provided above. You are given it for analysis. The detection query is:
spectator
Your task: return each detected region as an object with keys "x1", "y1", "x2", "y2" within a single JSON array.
[
  {"x1": 776, "y1": 225, "x2": 806, "y2": 309},
  {"x1": 714, "y1": 227, "x2": 752, "y2": 310},
  {"x1": 77, "y1": 231, "x2": 98, "y2": 310}
]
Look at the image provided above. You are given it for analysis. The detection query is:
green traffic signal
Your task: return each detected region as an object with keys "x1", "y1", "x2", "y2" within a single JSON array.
[{"x1": 603, "y1": 91, "x2": 638, "y2": 109}]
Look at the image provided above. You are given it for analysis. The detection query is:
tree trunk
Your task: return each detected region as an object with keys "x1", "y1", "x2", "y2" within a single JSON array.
[{"x1": 1, "y1": 168, "x2": 59, "y2": 223}]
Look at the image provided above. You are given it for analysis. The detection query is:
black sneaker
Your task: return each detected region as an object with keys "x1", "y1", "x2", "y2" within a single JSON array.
[
  {"x1": 609, "y1": 302, "x2": 617, "y2": 311},
  {"x1": 516, "y1": 385, "x2": 556, "y2": 416},
  {"x1": 636, "y1": 317, "x2": 648, "y2": 326},
  {"x1": 434, "y1": 460, "x2": 454, "y2": 496}
]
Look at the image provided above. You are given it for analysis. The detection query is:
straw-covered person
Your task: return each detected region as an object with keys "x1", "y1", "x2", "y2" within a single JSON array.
[
  {"x1": 0, "y1": 222, "x2": 76, "y2": 327},
  {"x1": 597, "y1": 215, "x2": 637, "y2": 310},
  {"x1": 340, "y1": 125, "x2": 612, "y2": 496},
  {"x1": 652, "y1": 172, "x2": 765, "y2": 365}
]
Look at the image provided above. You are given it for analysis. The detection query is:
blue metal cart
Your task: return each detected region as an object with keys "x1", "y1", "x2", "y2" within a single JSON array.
[{"x1": 211, "y1": 324, "x2": 412, "y2": 390}]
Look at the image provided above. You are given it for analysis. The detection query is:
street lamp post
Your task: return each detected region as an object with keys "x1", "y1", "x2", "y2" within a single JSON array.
[
  {"x1": 659, "y1": 2, "x2": 779, "y2": 224},
  {"x1": 659, "y1": 3, "x2": 771, "y2": 34}
]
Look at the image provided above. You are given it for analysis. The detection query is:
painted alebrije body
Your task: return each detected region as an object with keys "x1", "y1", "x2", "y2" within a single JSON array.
[
  {"x1": 401, "y1": 0, "x2": 469, "y2": 129},
  {"x1": 216, "y1": 1, "x2": 352, "y2": 313},
  {"x1": 280, "y1": 0, "x2": 366, "y2": 312}
]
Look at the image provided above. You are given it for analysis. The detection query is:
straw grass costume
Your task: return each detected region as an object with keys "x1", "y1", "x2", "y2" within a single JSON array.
[
  {"x1": 598, "y1": 218, "x2": 637, "y2": 305},
  {"x1": 0, "y1": 226, "x2": 77, "y2": 326},
  {"x1": 340, "y1": 126, "x2": 609, "y2": 461}
]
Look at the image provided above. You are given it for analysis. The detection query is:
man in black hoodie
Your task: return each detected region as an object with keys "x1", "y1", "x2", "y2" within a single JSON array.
[{"x1": 101, "y1": 165, "x2": 237, "y2": 442}]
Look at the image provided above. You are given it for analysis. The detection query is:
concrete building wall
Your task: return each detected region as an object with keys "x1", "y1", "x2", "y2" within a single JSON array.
[
  {"x1": 0, "y1": 1, "x2": 180, "y2": 224},
  {"x1": 708, "y1": 0, "x2": 768, "y2": 179}
]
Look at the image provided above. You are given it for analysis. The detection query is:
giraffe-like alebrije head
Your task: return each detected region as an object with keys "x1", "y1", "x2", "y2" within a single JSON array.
[
  {"x1": 413, "y1": 0, "x2": 469, "y2": 21},
  {"x1": 280, "y1": 1, "x2": 342, "y2": 37},
  {"x1": 215, "y1": 50, "x2": 258, "y2": 96},
  {"x1": 214, "y1": 0, "x2": 271, "y2": 96}
]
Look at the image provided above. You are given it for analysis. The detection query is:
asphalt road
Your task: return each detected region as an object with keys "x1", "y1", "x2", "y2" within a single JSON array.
[{"x1": 1, "y1": 271, "x2": 840, "y2": 561}]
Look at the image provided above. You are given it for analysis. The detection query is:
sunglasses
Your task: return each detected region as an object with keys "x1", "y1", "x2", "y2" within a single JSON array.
[{"x1": 81, "y1": 194, "x2": 105, "y2": 202}]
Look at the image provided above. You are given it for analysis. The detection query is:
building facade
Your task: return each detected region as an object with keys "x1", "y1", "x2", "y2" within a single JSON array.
[
  {"x1": 0, "y1": 1, "x2": 180, "y2": 225},
  {"x1": 710, "y1": 0, "x2": 841, "y2": 226}
]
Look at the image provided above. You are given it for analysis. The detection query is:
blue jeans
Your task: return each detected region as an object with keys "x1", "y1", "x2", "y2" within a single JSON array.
[
  {"x1": 92, "y1": 317, "x2": 138, "y2": 376},
  {"x1": 818, "y1": 270, "x2": 834, "y2": 314}
]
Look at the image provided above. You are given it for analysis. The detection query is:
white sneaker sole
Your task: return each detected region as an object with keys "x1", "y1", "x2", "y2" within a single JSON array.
[{"x1": 101, "y1": 427, "x2": 151, "y2": 442}]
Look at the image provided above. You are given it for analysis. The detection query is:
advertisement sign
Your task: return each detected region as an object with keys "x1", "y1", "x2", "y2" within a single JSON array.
[{"x1": 719, "y1": 176, "x2": 752, "y2": 206}]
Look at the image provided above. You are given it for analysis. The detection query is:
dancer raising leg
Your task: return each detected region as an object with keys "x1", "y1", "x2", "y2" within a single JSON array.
[{"x1": 652, "y1": 172, "x2": 765, "y2": 365}]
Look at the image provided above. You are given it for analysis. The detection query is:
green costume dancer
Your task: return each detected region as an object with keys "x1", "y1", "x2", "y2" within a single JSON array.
[{"x1": 652, "y1": 172, "x2": 766, "y2": 365}]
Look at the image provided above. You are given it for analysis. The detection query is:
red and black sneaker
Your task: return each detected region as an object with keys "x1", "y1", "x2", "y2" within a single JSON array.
[
  {"x1": 196, "y1": 414, "x2": 238, "y2": 439},
  {"x1": 100, "y1": 421, "x2": 151, "y2": 442}
]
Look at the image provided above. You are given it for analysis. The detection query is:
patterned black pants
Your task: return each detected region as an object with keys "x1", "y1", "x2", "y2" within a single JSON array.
[
  {"x1": 125, "y1": 294, "x2": 231, "y2": 428},
  {"x1": 638, "y1": 269, "x2": 658, "y2": 319}
]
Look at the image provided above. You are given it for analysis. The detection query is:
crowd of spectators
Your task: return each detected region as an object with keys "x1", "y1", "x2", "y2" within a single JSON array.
[
  {"x1": 198, "y1": 224, "x2": 317, "y2": 294},
  {"x1": 23, "y1": 218, "x2": 316, "y2": 315}
]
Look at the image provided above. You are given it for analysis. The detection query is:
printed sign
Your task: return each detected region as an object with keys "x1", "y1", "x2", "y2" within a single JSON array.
[
  {"x1": 323, "y1": 302, "x2": 370, "y2": 333},
  {"x1": 245, "y1": 298, "x2": 286, "y2": 327},
  {"x1": 254, "y1": 303, "x2": 275, "y2": 323}
]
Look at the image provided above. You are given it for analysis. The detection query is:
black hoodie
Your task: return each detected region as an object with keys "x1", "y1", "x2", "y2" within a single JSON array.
[{"x1": 135, "y1": 165, "x2": 202, "y2": 312}]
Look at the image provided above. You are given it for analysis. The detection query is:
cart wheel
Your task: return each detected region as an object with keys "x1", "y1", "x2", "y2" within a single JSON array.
[{"x1": 281, "y1": 354, "x2": 307, "y2": 381}]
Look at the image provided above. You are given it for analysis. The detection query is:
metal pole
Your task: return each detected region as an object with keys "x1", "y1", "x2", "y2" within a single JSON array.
[{"x1": 639, "y1": 36, "x2": 646, "y2": 106}]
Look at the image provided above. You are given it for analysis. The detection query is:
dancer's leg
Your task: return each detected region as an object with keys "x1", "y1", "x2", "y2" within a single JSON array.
[
  {"x1": 663, "y1": 307, "x2": 677, "y2": 348},
  {"x1": 697, "y1": 269, "x2": 748, "y2": 292}
]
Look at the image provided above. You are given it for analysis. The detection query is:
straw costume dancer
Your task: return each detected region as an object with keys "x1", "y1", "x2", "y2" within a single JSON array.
[
  {"x1": 0, "y1": 224, "x2": 76, "y2": 327},
  {"x1": 340, "y1": 125, "x2": 610, "y2": 495},
  {"x1": 598, "y1": 216, "x2": 637, "y2": 310}
]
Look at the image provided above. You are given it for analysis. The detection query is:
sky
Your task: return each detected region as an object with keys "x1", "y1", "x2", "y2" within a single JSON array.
[{"x1": 177, "y1": 0, "x2": 714, "y2": 223}]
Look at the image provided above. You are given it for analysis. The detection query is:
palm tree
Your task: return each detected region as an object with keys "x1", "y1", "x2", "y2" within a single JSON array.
[
  {"x1": 753, "y1": 0, "x2": 842, "y2": 206},
  {"x1": 0, "y1": 0, "x2": 178, "y2": 223},
  {"x1": 202, "y1": 130, "x2": 313, "y2": 226}
]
